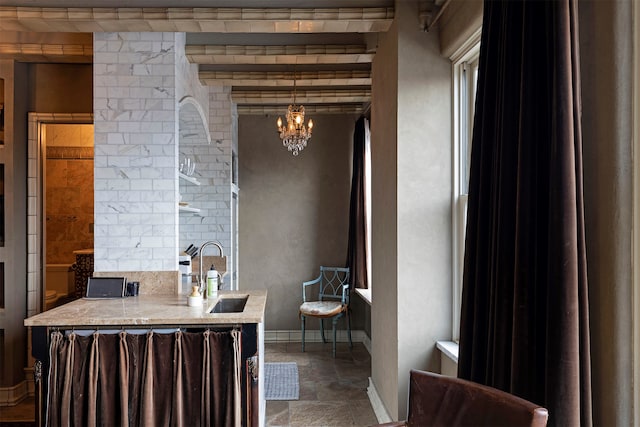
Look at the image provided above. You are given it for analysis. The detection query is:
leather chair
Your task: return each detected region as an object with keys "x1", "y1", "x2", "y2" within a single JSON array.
[{"x1": 377, "y1": 370, "x2": 548, "y2": 427}]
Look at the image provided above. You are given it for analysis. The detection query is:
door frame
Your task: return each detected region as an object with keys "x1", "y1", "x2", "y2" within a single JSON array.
[{"x1": 27, "y1": 113, "x2": 93, "y2": 316}]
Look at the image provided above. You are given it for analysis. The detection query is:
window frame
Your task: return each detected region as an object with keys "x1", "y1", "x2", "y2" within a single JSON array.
[{"x1": 451, "y1": 35, "x2": 481, "y2": 343}]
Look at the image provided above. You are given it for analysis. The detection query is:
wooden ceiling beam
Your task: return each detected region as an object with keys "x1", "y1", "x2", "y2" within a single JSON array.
[
  {"x1": 200, "y1": 70, "x2": 371, "y2": 87},
  {"x1": 0, "y1": 7, "x2": 393, "y2": 33},
  {"x1": 232, "y1": 88, "x2": 371, "y2": 105}
]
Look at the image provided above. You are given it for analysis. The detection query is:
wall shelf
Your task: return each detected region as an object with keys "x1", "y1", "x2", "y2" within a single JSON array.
[
  {"x1": 179, "y1": 172, "x2": 201, "y2": 214},
  {"x1": 179, "y1": 172, "x2": 200, "y2": 186},
  {"x1": 179, "y1": 205, "x2": 201, "y2": 215}
]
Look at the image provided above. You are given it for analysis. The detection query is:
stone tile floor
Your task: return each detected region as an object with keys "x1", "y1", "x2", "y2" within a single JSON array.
[
  {"x1": 265, "y1": 341, "x2": 377, "y2": 427},
  {"x1": 0, "y1": 341, "x2": 377, "y2": 427}
]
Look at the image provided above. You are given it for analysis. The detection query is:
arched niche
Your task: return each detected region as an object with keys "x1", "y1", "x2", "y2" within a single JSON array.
[{"x1": 178, "y1": 96, "x2": 211, "y2": 146}]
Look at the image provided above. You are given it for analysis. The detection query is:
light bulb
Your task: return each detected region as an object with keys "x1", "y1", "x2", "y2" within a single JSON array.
[
  {"x1": 308, "y1": 119, "x2": 313, "y2": 129},
  {"x1": 276, "y1": 117, "x2": 282, "y2": 128},
  {"x1": 295, "y1": 115, "x2": 302, "y2": 124}
]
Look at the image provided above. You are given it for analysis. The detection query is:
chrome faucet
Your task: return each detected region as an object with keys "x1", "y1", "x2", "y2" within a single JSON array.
[{"x1": 199, "y1": 241, "x2": 224, "y2": 293}]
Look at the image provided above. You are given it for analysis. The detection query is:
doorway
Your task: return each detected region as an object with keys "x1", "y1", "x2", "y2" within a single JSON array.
[{"x1": 27, "y1": 113, "x2": 93, "y2": 316}]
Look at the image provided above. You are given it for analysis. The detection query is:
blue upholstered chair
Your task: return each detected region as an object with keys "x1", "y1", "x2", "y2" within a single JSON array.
[{"x1": 299, "y1": 266, "x2": 352, "y2": 357}]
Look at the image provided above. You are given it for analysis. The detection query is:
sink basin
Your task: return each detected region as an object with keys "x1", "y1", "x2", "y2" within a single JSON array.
[{"x1": 209, "y1": 297, "x2": 248, "y2": 313}]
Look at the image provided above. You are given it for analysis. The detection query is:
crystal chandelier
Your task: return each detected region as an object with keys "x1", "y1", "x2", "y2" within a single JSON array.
[{"x1": 276, "y1": 72, "x2": 313, "y2": 156}]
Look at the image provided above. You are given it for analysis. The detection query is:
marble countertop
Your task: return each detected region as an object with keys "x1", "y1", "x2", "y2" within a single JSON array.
[{"x1": 24, "y1": 290, "x2": 267, "y2": 327}]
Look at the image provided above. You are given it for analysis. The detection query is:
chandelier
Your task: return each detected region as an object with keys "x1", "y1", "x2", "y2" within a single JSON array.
[{"x1": 276, "y1": 71, "x2": 313, "y2": 156}]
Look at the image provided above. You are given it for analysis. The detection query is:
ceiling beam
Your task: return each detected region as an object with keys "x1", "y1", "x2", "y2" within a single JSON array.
[
  {"x1": 232, "y1": 88, "x2": 371, "y2": 105},
  {"x1": 186, "y1": 44, "x2": 373, "y2": 65},
  {"x1": 199, "y1": 70, "x2": 371, "y2": 87},
  {"x1": 238, "y1": 104, "x2": 366, "y2": 115},
  {"x1": 0, "y1": 7, "x2": 394, "y2": 33},
  {"x1": 0, "y1": 41, "x2": 92, "y2": 63}
]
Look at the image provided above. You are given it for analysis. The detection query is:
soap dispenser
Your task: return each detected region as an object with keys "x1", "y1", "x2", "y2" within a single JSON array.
[
  {"x1": 206, "y1": 265, "x2": 219, "y2": 299},
  {"x1": 188, "y1": 286, "x2": 203, "y2": 307}
]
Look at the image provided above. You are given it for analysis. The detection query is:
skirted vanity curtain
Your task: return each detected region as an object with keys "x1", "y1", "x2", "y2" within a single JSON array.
[
  {"x1": 47, "y1": 329, "x2": 241, "y2": 427},
  {"x1": 458, "y1": 0, "x2": 592, "y2": 426}
]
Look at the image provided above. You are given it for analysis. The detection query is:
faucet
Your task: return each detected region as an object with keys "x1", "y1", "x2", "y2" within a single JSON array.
[{"x1": 199, "y1": 241, "x2": 224, "y2": 293}]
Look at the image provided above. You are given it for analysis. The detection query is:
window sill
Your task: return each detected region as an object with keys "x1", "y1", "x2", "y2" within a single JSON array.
[
  {"x1": 354, "y1": 288, "x2": 371, "y2": 305},
  {"x1": 436, "y1": 340, "x2": 459, "y2": 364}
]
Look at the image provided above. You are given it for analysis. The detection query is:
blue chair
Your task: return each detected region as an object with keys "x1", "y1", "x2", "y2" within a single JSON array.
[{"x1": 299, "y1": 266, "x2": 352, "y2": 357}]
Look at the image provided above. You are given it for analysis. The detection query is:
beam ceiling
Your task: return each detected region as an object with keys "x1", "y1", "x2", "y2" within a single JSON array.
[{"x1": 0, "y1": 3, "x2": 394, "y2": 114}]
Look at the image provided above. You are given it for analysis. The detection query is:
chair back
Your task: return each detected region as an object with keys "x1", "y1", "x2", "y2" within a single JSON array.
[
  {"x1": 406, "y1": 370, "x2": 548, "y2": 427},
  {"x1": 318, "y1": 266, "x2": 350, "y2": 304}
]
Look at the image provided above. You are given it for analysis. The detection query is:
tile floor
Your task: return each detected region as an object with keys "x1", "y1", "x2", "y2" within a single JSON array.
[
  {"x1": 0, "y1": 341, "x2": 377, "y2": 427},
  {"x1": 265, "y1": 341, "x2": 377, "y2": 427}
]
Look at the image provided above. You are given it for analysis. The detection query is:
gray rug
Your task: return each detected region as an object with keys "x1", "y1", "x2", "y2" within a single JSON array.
[{"x1": 264, "y1": 362, "x2": 299, "y2": 401}]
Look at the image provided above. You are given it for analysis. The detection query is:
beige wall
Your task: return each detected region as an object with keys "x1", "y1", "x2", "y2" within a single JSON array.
[
  {"x1": 371, "y1": 0, "x2": 452, "y2": 420},
  {"x1": 29, "y1": 63, "x2": 92, "y2": 113},
  {"x1": 371, "y1": 14, "x2": 400, "y2": 419},
  {"x1": 237, "y1": 113, "x2": 362, "y2": 331}
]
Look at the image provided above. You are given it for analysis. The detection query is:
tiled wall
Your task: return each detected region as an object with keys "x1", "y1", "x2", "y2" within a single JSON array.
[
  {"x1": 93, "y1": 31, "x2": 236, "y2": 283},
  {"x1": 178, "y1": 85, "x2": 233, "y2": 257},
  {"x1": 45, "y1": 124, "x2": 94, "y2": 264},
  {"x1": 93, "y1": 32, "x2": 180, "y2": 272}
]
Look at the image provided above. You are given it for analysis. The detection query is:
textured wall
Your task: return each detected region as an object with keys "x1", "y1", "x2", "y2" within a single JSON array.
[
  {"x1": 238, "y1": 113, "x2": 357, "y2": 331},
  {"x1": 371, "y1": 0, "x2": 452, "y2": 420},
  {"x1": 370, "y1": 16, "x2": 400, "y2": 420},
  {"x1": 29, "y1": 63, "x2": 93, "y2": 113}
]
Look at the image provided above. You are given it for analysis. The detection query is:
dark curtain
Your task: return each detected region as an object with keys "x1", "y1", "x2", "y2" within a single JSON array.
[
  {"x1": 346, "y1": 116, "x2": 368, "y2": 289},
  {"x1": 47, "y1": 329, "x2": 236, "y2": 427},
  {"x1": 457, "y1": 1, "x2": 591, "y2": 426}
]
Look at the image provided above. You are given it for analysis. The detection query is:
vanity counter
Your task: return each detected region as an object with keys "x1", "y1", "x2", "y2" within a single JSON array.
[{"x1": 24, "y1": 290, "x2": 267, "y2": 327}]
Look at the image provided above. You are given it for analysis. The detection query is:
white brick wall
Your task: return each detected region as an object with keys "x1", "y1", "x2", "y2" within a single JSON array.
[
  {"x1": 93, "y1": 32, "x2": 236, "y2": 279},
  {"x1": 178, "y1": 86, "x2": 234, "y2": 279},
  {"x1": 94, "y1": 32, "x2": 179, "y2": 272}
]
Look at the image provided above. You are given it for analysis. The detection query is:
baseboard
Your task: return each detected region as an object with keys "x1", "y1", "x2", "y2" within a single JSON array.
[
  {"x1": 367, "y1": 377, "x2": 392, "y2": 423},
  {"x1": 24, "y1": 367, "x2": 35, "y2": 397},
  {"x1": 362, "y1": 332, "x2": 371, "y2": 354},
  {"x1": 0, "y1": 380, "x2": 28, "y2": 407},
  {"x1": 264, "y1": 329, "x2": 368, "y2": 346}
]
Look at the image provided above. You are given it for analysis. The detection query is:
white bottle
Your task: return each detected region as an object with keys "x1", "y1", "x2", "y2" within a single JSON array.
[{"x1": 206, "y1": 266, "x2": 219, "y2": 298}]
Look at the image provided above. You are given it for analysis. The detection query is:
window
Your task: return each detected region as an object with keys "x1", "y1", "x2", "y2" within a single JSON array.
[{"x1": 452, "y1": 42, "x2": 480, "y2": 342}]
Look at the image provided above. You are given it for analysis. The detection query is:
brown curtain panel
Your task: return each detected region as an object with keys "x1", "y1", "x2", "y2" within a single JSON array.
[
  {"x1": 47, "y1": 329, "x2": 236, "y2": 427},
  {"x1": 346, "y1": 116, "x2": 368, "y2": 289},
  {"x1": 457, "y1": 1, "x2": 592, "y2": 426}
]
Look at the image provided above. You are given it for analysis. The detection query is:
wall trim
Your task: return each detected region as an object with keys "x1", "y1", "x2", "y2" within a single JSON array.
[
  {"x1": 27, "y1": 113, "x2": 94, "y2": 319},
  {"x1": 367, "y1": 377, "x2": 393, "y2": 423},
  {"x1": 264, "y1": 329, "x2": 368, "y2": 346},
  {"x1": 0, "y1": 380, "x2": 28, "y2": 407}
]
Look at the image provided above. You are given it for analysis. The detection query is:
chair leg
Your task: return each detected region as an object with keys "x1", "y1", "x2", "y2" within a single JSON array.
[
  {"x1": 332, "y1": 317, "x2": 338, "y2": 357},
  {"x1": 320, "y1": 318, "x2": 326, "y2": 343},
  {"x1": 301, "y1": 315, "x2": 306, "y2": 352},
  {"x1": 347, "y1": 309, "x2": 353, "y2": 348}
]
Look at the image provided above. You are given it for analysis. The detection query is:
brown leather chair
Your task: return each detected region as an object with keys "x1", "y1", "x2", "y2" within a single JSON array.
[{"x1": 376, "y1": 370, "x2": 548, "y2": 427}]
